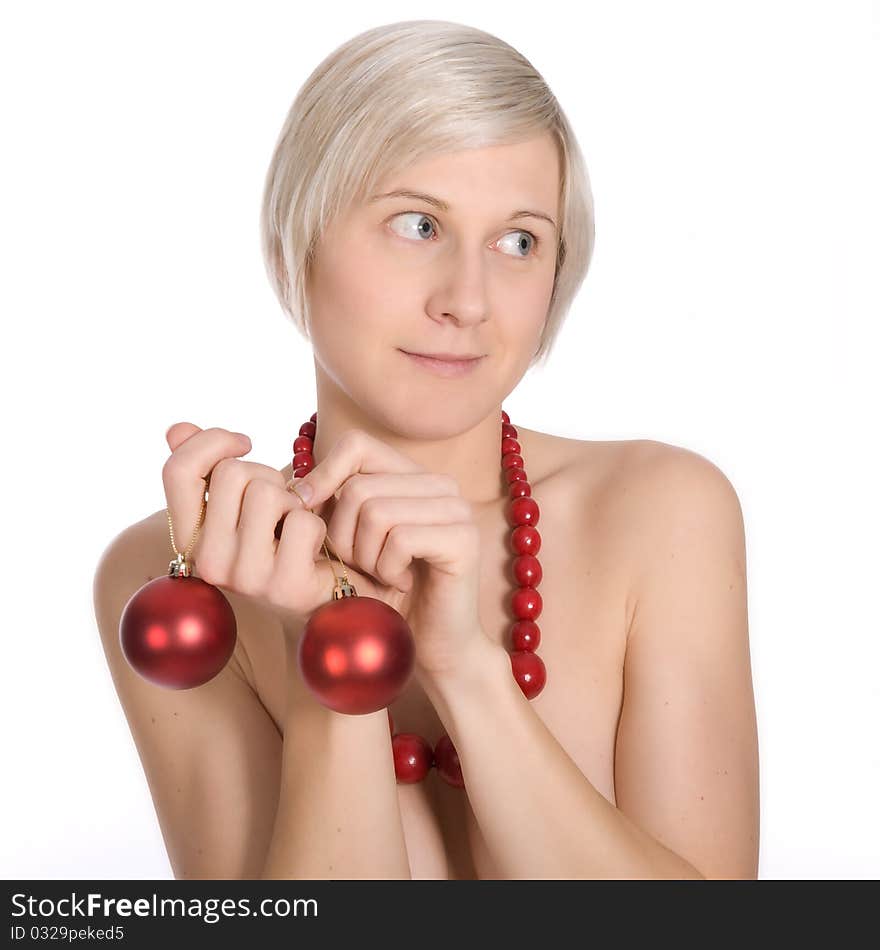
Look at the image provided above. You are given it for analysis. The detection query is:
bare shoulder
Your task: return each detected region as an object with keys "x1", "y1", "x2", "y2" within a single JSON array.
[
  {"x1": 562, "y1": 434, "x2": 743, "y2": 526},
  {"x1": 603, "y1": 438, "x2": 745, "y2": 538},
  {"x1": 541, "y1": 431, "x2": 745, "y2": 623}
]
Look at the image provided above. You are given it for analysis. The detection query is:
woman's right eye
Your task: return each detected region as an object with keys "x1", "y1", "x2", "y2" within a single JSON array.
[{"x1": 388, "y1": 211, "x2": 436, "y2": 241}]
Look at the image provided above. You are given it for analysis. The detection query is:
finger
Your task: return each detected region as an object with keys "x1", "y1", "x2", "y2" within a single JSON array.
[
  {"x1": 342, "y1": 495, "x2": 471, "y2": 591},
  {"x1": 161, "y1": 427, "x2": 253, "y2": 563},
  {"x1": 164, "y1": 425, "x2": 252, "y2": 473},
  {"x1": 271, "y1": 503, "x2": 339, "y2": 617},
  {"x1": 326, "y1": 472, "x2": 458, "y2": 566},
  {"x1": 165, "y1": 421, "x2": 202, "y2": 453},
  {"x1": 230, "y1": 477, "x2": 315, "y2": 591},
  {"x1": 375, "y1": 522, "x2": 482, "y2": 589},
  {"x1": 194, "y1": 458, "x2": 291, "y2": 578},
  {"x1": 294, "y1": 429, "x2": 426, "y2": 510}
]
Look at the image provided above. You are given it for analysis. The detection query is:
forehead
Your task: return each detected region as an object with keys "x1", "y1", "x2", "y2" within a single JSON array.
[{"x1": 371, "y1": 134, "x2": 560, "y2": 216}]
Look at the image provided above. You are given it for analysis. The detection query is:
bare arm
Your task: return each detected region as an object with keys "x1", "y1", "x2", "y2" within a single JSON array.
[
  {"x1": 260, "y1": 631, "x2": 411, "y2": 879},
  {"x1": 419, "y1": 444, "x2": 759, "y2": 879},
  {"x1": 94, "y1": 515, "x2": 411, "y2": 880}
]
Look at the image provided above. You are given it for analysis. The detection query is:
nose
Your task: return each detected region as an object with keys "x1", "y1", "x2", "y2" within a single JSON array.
[{"x1": 426, "y1": 241, "x2": 491, "y2": 327}]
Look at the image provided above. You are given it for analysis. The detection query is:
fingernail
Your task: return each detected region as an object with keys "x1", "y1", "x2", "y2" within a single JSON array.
[{"x1": 295, "y1": 480, "x2": 314, "y2": 505}]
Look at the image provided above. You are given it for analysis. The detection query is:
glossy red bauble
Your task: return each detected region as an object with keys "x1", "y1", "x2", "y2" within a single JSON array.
[
  {"x1": 119, "y1": 575, "x2": 237, "y2": 690},
  {"x1": 298, "y1": 595, "x2": 415, "y2": 715}
]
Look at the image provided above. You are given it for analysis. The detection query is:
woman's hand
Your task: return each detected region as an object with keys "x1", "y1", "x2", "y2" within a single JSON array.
[
  {"x1": 162, "y1": 422, "x2": 336, "y2": 631},
  {"x1": 161, "y1": 422, "x2": 493, "y2": 681},
  {"x1": 292, "y1": 428, "x2": 494, "y2": 680}
]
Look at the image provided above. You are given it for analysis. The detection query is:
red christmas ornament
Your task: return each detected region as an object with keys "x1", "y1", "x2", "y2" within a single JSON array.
[
  {"x1": 298, "y1": 594, "x2": 415, "y2": 714},
  {"x1": 119, "y1": 574, "x2": 237, "y2": 690}
]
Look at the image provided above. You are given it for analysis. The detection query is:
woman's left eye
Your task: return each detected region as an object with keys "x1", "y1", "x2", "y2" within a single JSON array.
[
  {"x1": 388, "y1": 212, "x2": 538, "y2": 258},
  {"x1": 496, "y1": 230, "x2": 538, "y2": 258}
]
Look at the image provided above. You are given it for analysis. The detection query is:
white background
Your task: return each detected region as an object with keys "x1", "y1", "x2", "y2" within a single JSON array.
[{"x1": 1, "y1": 1, "x2": 877, "y2": 880}]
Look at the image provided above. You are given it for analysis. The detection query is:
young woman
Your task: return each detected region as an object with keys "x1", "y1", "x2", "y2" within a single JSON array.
[{"x1": 94, "y1": 19, "x2": 759, "y2": 880}]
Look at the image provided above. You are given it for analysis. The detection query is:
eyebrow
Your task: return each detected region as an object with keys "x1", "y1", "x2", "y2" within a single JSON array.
[{"x1": 368, "y1": 188, "x2": 558, "y2": 232}]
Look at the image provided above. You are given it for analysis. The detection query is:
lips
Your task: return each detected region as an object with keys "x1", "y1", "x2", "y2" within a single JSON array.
[
  {"x1": 401, "y1": 350, "x2": 483, "y2": 361},
  {"x1": 400, "y1": 349, "x2": 486, "y2": 378}
]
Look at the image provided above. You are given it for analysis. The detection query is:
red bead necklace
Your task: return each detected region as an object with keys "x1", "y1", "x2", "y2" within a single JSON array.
[{"x1": 291, "y1": 408, "x2": 546, "y2": 790}]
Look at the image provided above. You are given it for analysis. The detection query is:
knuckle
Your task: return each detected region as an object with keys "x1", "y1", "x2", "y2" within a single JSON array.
[
  {"x1": 212, "y1": 456, "x2": 239, "y2": 480},
  {"x1": 442, "y1": 474, "x2": 461, "y2": 495},
  {"x1": 455, "y1": 496, "x2": 475, "y2": 521},
  {"x1": 161, "y1": 454, "x2": 181, "y2": 481},
  {"x1": 244, "y1": 477, "x2": 276, "y2": 503},
  {"x1": 359, "y1": 494, "x2": 382, "y2": 524},
  {"x1": 228, "y1": 562, "x2": 255, "y2": 596},
  {"x1": 339, "y1": 472, "x2": 366, "y2": 502},
  {"x1": 386, "y1": 522, "x2": 404, "y2": 549},
  {"x1": 281, "y1": 504, "x2": 308, "y2": 527},
  {"x1": 265, "y1": 465, "x2": 287, "y2": 488}
]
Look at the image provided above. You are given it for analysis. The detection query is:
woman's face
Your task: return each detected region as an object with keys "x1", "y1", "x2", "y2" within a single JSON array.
[{"x1": 305, "y1": 133, "x2": 561, "y2": 429}]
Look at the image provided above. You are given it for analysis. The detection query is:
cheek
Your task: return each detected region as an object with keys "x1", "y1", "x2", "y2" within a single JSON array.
[
  {"x1": 497, "y1": 268, "x2": 554, "y2": 326},
  {"x1": 312, "y1": 237, "x2": 402, "y2": 332}
]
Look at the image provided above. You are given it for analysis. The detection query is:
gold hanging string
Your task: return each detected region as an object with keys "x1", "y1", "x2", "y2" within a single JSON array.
[{"x1": 165, "y1": 471, "x2": 352, "y2": 593}]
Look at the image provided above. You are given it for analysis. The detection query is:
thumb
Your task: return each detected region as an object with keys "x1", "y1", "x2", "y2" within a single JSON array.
[{"x1": 165, "y1": 421, "x2": 203, "y2": 453}]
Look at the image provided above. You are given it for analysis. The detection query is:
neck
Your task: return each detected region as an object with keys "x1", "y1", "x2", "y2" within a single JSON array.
[{"x1": 305, "y1": 358, "x2": 510, "y2": 509}]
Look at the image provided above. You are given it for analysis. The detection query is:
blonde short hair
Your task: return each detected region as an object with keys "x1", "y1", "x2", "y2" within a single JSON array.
[{"x1": 260, "y1": 19, "x2": 595, "y2": 369}]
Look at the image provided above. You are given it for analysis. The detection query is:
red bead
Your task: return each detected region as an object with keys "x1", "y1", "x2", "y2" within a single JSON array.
[
  {"x1": 509, "y1": 480, "x2": 531, "y2": 499},
  {"x1": 511, "y1": 619, "x2": 541, "y2": 652},
  {"x1": 510, "y1": 651, "x2": 546, "y2": 699},
  {"x1": 292, "y1": 450, "x2": 314, "y2": 472},
  {"x1": 392, "y1": 733, "x2": 434, "y2": 783},
  {"x1": 310, "y1": 412, "x2": 318, "y2": 423},
  {"x1": 501, "y1": 437, "x2": 521, "y2": 456},
  {"x1": 300, "y1": 420, "x2": 316, "y2": 439},
  {"x1": 502, "y1": 422, "x2": 517, "y2": 439},
  {"x1": 511, "y1": 586, "x2": 542, "y2": 621},
  {"x1": 434, "y1": 734, "x2": 465, "y2": 788},
  {"x1": 511, "y1": 524, "x2": 541, "y2": 555},
  {"x1": 510, "y1": 496, "x2": 540, "y2": 527},
  {"x1": 502, "y1": 453, "x2": 523, "y2": 471},
  {"x1": 293, "y1": 435, "x2": 313, "y2": 454},
  {"x1": 501, "y1": 410, "x2": 510, "y2": 424},
  {"x1": 512, "y1": 554, "x2": 542, "y2": 587},
  {"x1": 505, "y1": 467, "x2": 528, "y2": 484}
]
